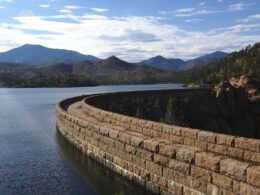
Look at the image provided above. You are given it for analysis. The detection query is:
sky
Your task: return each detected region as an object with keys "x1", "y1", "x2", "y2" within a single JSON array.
[{"x1": 0, "y1": 0, "x2": 259, "y2": 62}]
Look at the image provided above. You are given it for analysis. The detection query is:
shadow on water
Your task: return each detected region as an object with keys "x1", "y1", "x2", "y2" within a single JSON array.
[{"x1": 56, "y1": 129, "x2": 153, "y2": 195}]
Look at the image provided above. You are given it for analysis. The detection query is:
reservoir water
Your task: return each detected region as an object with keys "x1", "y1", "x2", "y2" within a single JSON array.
[{"x1": 0, "y1": 84, "x2": 183, "y2": 195}]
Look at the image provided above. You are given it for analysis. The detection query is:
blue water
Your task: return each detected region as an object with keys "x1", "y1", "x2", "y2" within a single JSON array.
[{"x1": 0, "y1": 84, "x2": 183, "y2": 195}]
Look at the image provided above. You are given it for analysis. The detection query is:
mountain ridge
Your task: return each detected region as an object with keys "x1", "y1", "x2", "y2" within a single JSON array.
[
  {"x1": 141, "y1": 51, "x2": 228, "y2": 70},
  {"x1": 141, "y1": 55, "x2": 185, "y2": 70},
  {"x1": 180, "y1": 51, "x2": 228, "y2": 70},
  {"x1": 0, "y1": 44, "x2": 100, "y2": 65},
  {"x1": 0, "y1": 42, "x2": 259, "y2": 88},
  {"x1": 186, "y1": 42, "x2": 260, "y2": 84},
  {"x1": 0, "y1": 44, "x2": 228, "y2": 70},
  {"x1": 0, "y1": 55, "x2": 179, "y2": 87}
]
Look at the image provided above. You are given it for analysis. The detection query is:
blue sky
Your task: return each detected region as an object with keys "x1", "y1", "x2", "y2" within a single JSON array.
[{"x1": 0, "y1": 0, "x2": 259, "y2": 61}]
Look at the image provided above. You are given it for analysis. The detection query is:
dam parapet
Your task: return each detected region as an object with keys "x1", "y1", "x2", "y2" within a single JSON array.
[{"x1": 56, "y1": 89, "x2": 260, "y2": 195}]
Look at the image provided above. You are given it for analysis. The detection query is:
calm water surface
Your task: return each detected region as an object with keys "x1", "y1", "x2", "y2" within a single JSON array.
[{"x1": 0, "y1": 84, "x2": 183, "y2": 195}]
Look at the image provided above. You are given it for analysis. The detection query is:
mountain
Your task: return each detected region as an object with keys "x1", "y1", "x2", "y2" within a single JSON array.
[
  {"x1": 0, "y1": 44, "x2": 100, "y2": 65},
  {"x1": 40, "y1": 56, "x2": 176, "y2": 84},
  {"x1": 141, "y1": 51, "x2": 228, "y2": 71},
  {"x1": 0, "y1": 56, "x2": 181, "y2": 87},
  {"x1": 140, "y1": 55, "x2": 185, "y2": 70},
  {"x1": 180, "y1": 51, "x2": 228, "y2": 70},
  {"x1": 0, "y1": 44, "x2": 228, "y2": 70},
  {"x1": 187, "y1": 43, "x2": 260, "y2": 84}
]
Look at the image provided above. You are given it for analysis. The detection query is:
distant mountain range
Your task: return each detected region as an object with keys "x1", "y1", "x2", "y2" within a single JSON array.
[
  {"x1": 0, "y1": 44, "x2": 228, "y2": 70},
  {"x1": 0, "y1": 56, "x2": 179, "y2": 87},
  {"x1": 0, "y1": 42, "x2": 259, "y2": 88},
  {"x1": 140, "y1": 51, "x2": 228, "y2": 70},
  {"x1": 0, "y1": 44, "x2": 100, "y2": 65},
  {"x1": 140, "y1": 56, "x2": 184, "y2": 70}
]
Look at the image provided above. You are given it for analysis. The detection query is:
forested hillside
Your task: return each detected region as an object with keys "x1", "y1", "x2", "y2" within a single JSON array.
[
  {"x1": 187, "y1": 43, "x2": 260, "y2": 83},
  {"x1": 0, "y1": 56, "x2": 179, "y2": 87}
]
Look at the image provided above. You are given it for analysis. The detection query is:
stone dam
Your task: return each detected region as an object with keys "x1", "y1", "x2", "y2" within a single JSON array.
[{"x1": 56, "y1": 89, "x2": 260, "y2": 195}]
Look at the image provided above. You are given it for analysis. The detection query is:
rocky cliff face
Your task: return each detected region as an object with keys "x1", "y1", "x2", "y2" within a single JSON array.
[
  {"x1": 214, "y1": 79, "x2": 260, "y2": 138},
  {"x1": 229, "y1": 75, "x2": 260, "y2": 101}
]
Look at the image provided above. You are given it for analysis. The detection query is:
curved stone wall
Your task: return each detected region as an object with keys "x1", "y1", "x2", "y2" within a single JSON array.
[
  {"x1": 85, "y1": 89, "x2": 260, "y2": 138},
  {"x1": 56, "y1": 90, "x2": 260, "y2": 195}
]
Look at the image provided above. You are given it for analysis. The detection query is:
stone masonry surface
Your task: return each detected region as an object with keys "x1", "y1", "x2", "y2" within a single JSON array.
[{"x1": 56, "y1": 90, "x2": 260, "y2": 195}]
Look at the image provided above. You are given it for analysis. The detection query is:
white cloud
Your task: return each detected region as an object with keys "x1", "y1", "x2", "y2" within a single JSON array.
[
  {"x1": 176, "y1": 8, "x2": 196, "y2": 14},
  {"x1": 228, "y1": 3, "x2": 252, "y2": 11},
  {"x1": 172, "y1": 3, "x2": 221, "y2": 18},
  {"x1": 185, "y1": 18, "x2": 203, "y2": 23},
  {"x1": 59, "y1": 9, "x2": 72, "y2": 14},
  {"x1": 3, "y1": 0, "x2": 13, "y2": 3},
  {"x1": 161, "y1": 7, "x2": 220, "y2": 17},
  {"x1": 218, "y1": 0, "x2": 223, "y2": 2},
  {"x1": 199, "y1": 2, "x2": 205, "y2": 7},
  {"x1": 239, "y1": 14, "x2": 260, "y2": 22},
  {"x1": 82, "y1": 14, "x2": 108, "y2": 20},
  {"x1": 64, "y1": 5, "x2": 85, "y2": 10},
  {"x1": 158, "y1": 11, "x2": 167, "y2": 15},
  {"x1": 0, "y1": 6, "x2": 6, "y2": 9},
  {"x1": 100, "y1": 29, "x2": 161, "y2": 42},
  {"x1": 39, "y1": 4, "x2": 50, "y2": 8},
  {"x1": 174, "y1": 8, "x2": 220, "y2": 17},
  {"x1": 249, "y1": 14, "x2": 260, "y2": 20},
  {"x1": 0, "y1": 14, "x2": 259, "y2": 61},
  {"x1": 91, "y1": 8, "x2": 109, "y2": 13},
  {"x1": 209, "y1": 24, "x2": 260, "y2": 34},
  {"x1": 19, "y1": 10, "x2": 34, "y2": 17}
]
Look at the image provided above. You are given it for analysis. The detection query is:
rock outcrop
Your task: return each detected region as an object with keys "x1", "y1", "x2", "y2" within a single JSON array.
[
  {"x1": 229, "y1": 75, "x2": 260, "y2": 101},
  {"x1": 214, "y1": 81, "x2": 260, "y2": 137}
]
